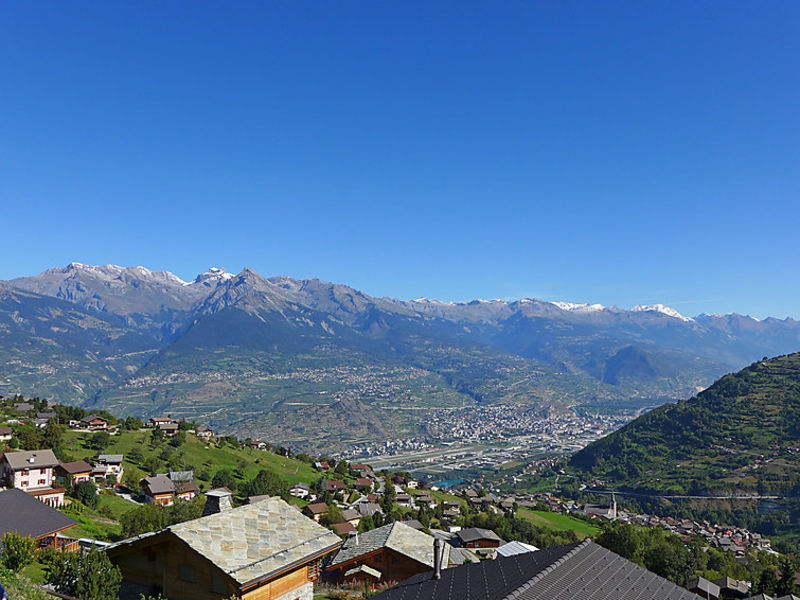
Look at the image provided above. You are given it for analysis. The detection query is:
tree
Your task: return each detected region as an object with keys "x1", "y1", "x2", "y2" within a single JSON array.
[
  {"x1": 358, "y1": 515, "x2": 375, "y2": 533},
  {"x1": 211, "y1": 469, "x2": 238, "y2": 491},
  {"x1": 335, "y1": 460, "x2": 349, "y2": 476},
  {"x1": 168, "y1": 430, "x2": 187, "y2": 447},
  {"x1": 88, "y1": 432, "x2": 111, "y2": 451},
  {"x1": 143, "y1": 456, "x2": 161, "y2": 474},
  {"x1": 42, "y1": 421, "x2": 63, "y2": 450},
  {"x1": 72, "y1": 480, "x2": 99, "y2": 509},
  {"x1": 127, "y1": 446, "x2": 144, "y2": 464},
  {"x1": 45, "y1": 549, "x2": 122, "y2": 600},
  {"x1": 0, "y1": 532, "x2": 37, "y2": 571},
  {"x1": 240, "y1": 469, "x2": 287, "y2": 499},
  {"x1": 150, "y1": 427, "x2": 166, "y2": 445},
  {"x1": 320, "y1": 504, "x2": 344, "y2": 527}
]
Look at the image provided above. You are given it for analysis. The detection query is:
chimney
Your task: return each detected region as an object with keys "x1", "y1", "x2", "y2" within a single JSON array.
[
  {"x1": 203, "y1": 489, "x2": 233, "y2": 516},
  {"x1": 433, "y1": 538, "x2": 442, "y2": 579}
]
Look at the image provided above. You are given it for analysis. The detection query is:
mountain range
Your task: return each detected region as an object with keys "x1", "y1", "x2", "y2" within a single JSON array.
[{"x1": 2, "y1": 263, "x2": 800, "y2": 451}]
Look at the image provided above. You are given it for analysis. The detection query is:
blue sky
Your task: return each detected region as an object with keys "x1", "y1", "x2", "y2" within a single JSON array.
[{"x1": 1, "y1": 2, "x2": 798, "y2": 318}]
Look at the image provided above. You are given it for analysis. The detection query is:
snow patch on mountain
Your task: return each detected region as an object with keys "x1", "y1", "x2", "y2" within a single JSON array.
[
  {"x1": 631, "y1": 304, "x2": 692, "y2": 322},
  {"x1": 551, "y1": 301, "x2": 607, "y2": 313}
]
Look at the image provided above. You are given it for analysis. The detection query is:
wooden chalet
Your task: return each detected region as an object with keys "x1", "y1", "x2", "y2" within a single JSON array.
[
  {"x1": 457, "y1": 527, "x2": 503, "y2": 549},
  {"x1": 55, "y1": 460, "x2": 93, "y2": 485},
  {"x1": 0, "y1": 488, "x2": 78, "y2": 552},
  {"x1": 107, "y1": 496, "x2": 341, "y2": 600},
  {"x1": 81, "y1": 415, "x2": 109, "y2": 431},
  {"x1": 326, "y1": 522, "x2": 450, "y2": 587}
]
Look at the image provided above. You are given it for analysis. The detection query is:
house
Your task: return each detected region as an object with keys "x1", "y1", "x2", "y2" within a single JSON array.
[
  {"x1": 358, "y1": 502, "x2": 383, "y2": 518},
  {"x1": 355, "y1": 477, "x2": 373, "y2": 491},
  {"x1": 250, "y1": 440, "x2": 267, "y2": 450},
  {"x1": 341, "y1": 509, "x2": 361, "y2": 527},
  {"x1": 712, "y1": 576, "x2": 751, "y2": 598},
  {"x1": 289, "y1": 482, "x2": 310, "y2": 498},
  {"x1": 107, "y1": 496, "x2": 342, "y2": 600},
  {"x1": 141, "y1": 474, "x2": 176, "y2": 505},
  {"x1": 0, "y1": 449, "x2": 65, "y2": 507},
  {"x1": 157, "y1": 422, "x2": 179, "y2": 436},
  {"x1": 168, "y1": 470, "x2": 198, "y2": 501},
  {"x1": 12, "y1": 402, "x2": 34, "y2": 413},
  {"x1": 82, "y1": 415, "x2": 109, "y2": 431},
  {"x1": 0, "y1": 488, "x2": 78, "y2": 552},
  {"x1": 457, "y1": 528, "x2": 503, "y2": 549},
  {"x1": 402, "y1": 519, "x2": 425, "y2": 531},
  {"x1": 55, "y1": 460, "x2": 93, "y2": 485},
  {"x1": 687, "y1": 577, "x2": 721, "y2": 600},
  {"x1": 196, "y1": 426, "x2": 214, "y2": 440},
  {"x1": 304, "y1": 502, "x2": 329, "y2": 522},
  {"x1": 148, "y1": 417, "x2": 173, "y2": 427},
  {"x1": 371, "y1": 539, "x2": 702, "y2": 600},
  {"x1": 36, "y1": 412, "x2": 57, "y2": 421},
  {"x1": 0, "y1": 426, "x2": 12, "y2": 441},
  {"x1": 395, "y1": 493, "x2": 413, "y2": 507},
  {"x1": 350, "y1": 463, "x2": 373, "y2": 474},
  {"x1": 326, "y1": 522, "x2": 450, "y2": 586},
  {"x1": 94, "y1": 454, "x2": 125, "y2": 483},
  {"x1": 325, "y1": 480, "x2": 346, "y2": 493},
  {"x1": 314, "y1": 461, "x2": 330, "y2": 470},
  {"x1": 332, "y1": 521, "x2": 357, "y2": 536}
]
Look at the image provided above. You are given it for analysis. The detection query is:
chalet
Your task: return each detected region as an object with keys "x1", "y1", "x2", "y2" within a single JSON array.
[
  {"x1": 169, "y1": 471, "x2": 198, "y2": 501},
  {"x1": 196, "y1": 426, "x2": 214, "y2": 440},
  {"x1": 457, "y1": 527, "x2": 503, "y2": 549},
  {"x1": 107, "y1": 496, "x2": 342, "y2": 600},
  {"x1": 55, "y1": 460, "x2": 93, "y2": 485},
  {"x1": 332, "y1": 521, "x2": 357, "y2": 536},
  {"x1": 289, "y1": 482, "x2": 310, "y2": 498},
  {"x1": 341, "y1": 509, "x2": 361, "y2": 527},
  {"x1": 141, "y1": 475, "x2": 176, "y2": 505},
  {"x1": 158, "y1": 422, "x2": 179, "y2": 436},
  {"x1": 36, "y1": 412, "x2": 57, "y2": 421},
  {"x1": 12, "y1": 402, "x2": 34, "y2": 413},
  {"x1": 94, "y1": 454, "x2": 125, "y2": 483},
  {"x1": 395, "y1": 493, "x2": 413, "y2": 507},
  {"x1": 0, "y1": 449, "x2": 65, "y2": 507},
  {"x1": 687, "y1": 577, "x2": 721, "y2": 600},
  {"x1": 325, "y1": 480, "x2": 346, "y2": 493},
  {"x1": 303, "y1": 502, "x2": 328, "y2": 522},
  {"x1": 358, "y1": 502, "x2": 383, "y2": 518},
  {"x1": 326, "y1": 522, "x2": 450, "y2": 586},
  {"x1": 82, "y1": 415, "x2": 109, "y2": 431},
  {"x1": 0, "y1": 426, "x2": 12, "y2": 441},
  {"x1": 314, "y1": 461, "x2": 330, "y2": 470},
  {"x1": 355, "y1": 477, "x2": 373, "y2": 491},
  {"x1": 250, "y1": 440, "x2": 267, "y2": 450},
  {"x1": 350, "y1": 463, "x2": 373, "y2": 474},
  {"x1": 149, "y1": 417, "x2": 173, "y2": 427},
  {"x1": 371, "y1": 539, "x2": 701, "y2": 600},
  {"x1": 0, "y1": 488, "x2": 77, "y2": 552}
]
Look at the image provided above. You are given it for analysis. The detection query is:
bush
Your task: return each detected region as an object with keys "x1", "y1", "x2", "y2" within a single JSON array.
[
  {"x1": 44, "y1": 549, "x2": 122, "y2": 600},
  {"x1": 0, "y1": 532, "x2": 36, "y2": 572},
  {"x1": 72, "y1": 480, "x2": 99, "y2": 509}
]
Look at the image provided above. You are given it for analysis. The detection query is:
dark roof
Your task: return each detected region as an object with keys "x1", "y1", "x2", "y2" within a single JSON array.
[
  {"x1": 0, "y1": 427, "x2": 12, "y2": 435},
  {"x1": 372, "y1": 540, "x2": 700, "y2": 600},
  {"x1": 0, "y1": 488, "x2": 76, "y2": 544},
  {"x1": 58, "y1": 460, "x2": 93, "y2": 475},
  {"x1": 82, "y1": 414, "x2": 107, "y2": 423},
  {"x1": 457, "y1": 527, "x2": 503, "y2": 544},
  {"x1": 142, "y1": 475, "x2": 175, "y2": 495}
]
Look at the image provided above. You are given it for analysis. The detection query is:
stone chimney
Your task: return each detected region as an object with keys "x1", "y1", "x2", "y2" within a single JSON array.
[
  {"x1": 433, "y1": 538, "x2": 442, "y2": 579},
  {"x1": 203, "y1": 488, "x2": 233, "y2": 516}
]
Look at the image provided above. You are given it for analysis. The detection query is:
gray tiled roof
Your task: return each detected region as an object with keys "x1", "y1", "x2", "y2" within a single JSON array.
[
  {"x1": 168, "y1": 496, "x2": 341, "y2": 586},
  {"x1": 458, "y1": 527, "x2": 503, "y2": 544},
  {"x1": 0, "y1": 488, "x2": 76, "y2": 545},
  {"x1": 142, "y1": 474, "x2": 174, "y2": 495},
  {"x1": 98, "y1": 454, "x2": 123, "y2": 463},
  {"x1": 3, "y1": 449, "x2": 59, "y2": 470},
  {"x1": 372, "y1": 540, "x2": 701, "y2": 600},
  {"x1": 329, "y1": 522, "x2": 448, "y2": 569}
]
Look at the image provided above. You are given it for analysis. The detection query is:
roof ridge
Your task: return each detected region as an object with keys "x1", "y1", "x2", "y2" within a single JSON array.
[{"x1": 501, "y1": 539, "x2": 591, "y2": 600}]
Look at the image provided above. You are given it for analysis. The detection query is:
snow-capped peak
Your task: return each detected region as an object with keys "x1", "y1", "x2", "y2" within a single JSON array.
[
  {"x1": 65, "y1": 263, "x2": 187, "y2": 285},
  {"x1": 631, "y1": 304, "x2": 692, "y2": 322},
  {"x1": 193, "y1": 267, "x2": 235, "y2": 286},
  {"x1": 551, "y1": 301, "x2": 606, "y2": 313}
]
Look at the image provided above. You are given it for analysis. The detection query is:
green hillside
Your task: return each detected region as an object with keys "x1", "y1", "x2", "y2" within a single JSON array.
[{"x1": 569, "y1": 353, "x2": 800, "y2": 496}]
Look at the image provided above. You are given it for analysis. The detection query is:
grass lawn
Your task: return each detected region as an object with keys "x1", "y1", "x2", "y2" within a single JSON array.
[
  {"x1": 516, "y1": 508, "x2": 600, "y2": 539},
  {"x1": 20, "y1": 560, "x2": 47, "y2": 584}
]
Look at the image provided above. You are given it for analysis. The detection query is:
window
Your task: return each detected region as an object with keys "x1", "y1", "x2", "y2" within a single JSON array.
[
  {"x1": 178, "y1": 564, "x2": 195, "y2": 583},
  {"x1": 211, "y1": 572, "x2": 226, "y2": 595},
  {"x1": 38, "y1": 479, "x2": 46, "y2": 485}
]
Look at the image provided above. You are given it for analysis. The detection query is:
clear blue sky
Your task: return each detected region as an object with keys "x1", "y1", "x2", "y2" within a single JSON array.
[{"x1": 1, "y1": 2, "x2": 798, "y2": 318}]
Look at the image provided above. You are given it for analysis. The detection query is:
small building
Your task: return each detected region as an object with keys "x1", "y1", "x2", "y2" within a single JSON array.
[
  {"x1": 94, "y1": 454, "x2": 125, "y2": 484},
  {"x1": 196, "y1": 426, "x2": 214, "y2": 440},
  {"x1": 332, "y1": 521, "x2": 357, "y2": 536},
  {"x1": 325, "y1": 480, "x2": 346, "y2": 493},
  {"x1": 157, "y1": 422, "x2": 179, "y2": 436},
  {"x1": 686, "y1": 577, "x2": 721, "y2": 600},
  {"x1": 496, "y1": 540, "x2": 539, "y2": 557},
  {"x1": 55, "y1": 460, "x2": 93, "y2": 485},
  {"x1": 457, "y1": 527, "x2": 503, "y2": 549},
  {"x1": 250, "y1": 440, "x2": 267, "y2": 450},
  {"x1": 341, "y1": 508, "x2": 361, "y2": 527},
  {"x1": 141, "y1": 475, "x2": 175, "y2": 505},
  {"x1": 0, "y1": 488, "x2": 78, "y2": 552},
  {"x1": 303, "y1": 502, "x2": 329, "y2": 522},
  {"x1": 82, "y1": 415, "x2": 110, "y2": 431},
  {"x1": 290, "y1": 482, "x2": 310, "y2": 498},
  {"x1": 168, "y1": 471, "x2": 198, "y2": 501},
  {"x1": 12, "y1": 402, "x2": 34, "y2": 413},
  {"x1": 395, "y1": 493, "x2": 413, "y2": 507},
  {"x1": 107, "y1": 496, "x2": 342, "y2": 600},
  {"x1": 0, "y1": 426, "x2": 12, "y2": 441},
  {"x1": 0, "y1": 449, "x2": 65, "y2": 507},
  {"x1": 358, "y1": 502, "x2": 383, "y2": 518},
  {"x1": 355, "y1": 477, "x2": 373, "y2": 491},
  {"x1": 314, "y1": 461, "x2": 330, "y2": 470},
  {"x1": 326, "y1": 522, "x2": 450, "y2": 586}
]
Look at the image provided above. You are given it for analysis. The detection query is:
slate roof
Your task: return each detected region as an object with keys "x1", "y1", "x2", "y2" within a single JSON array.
[
  {"x1": 2, "y1": 449, "x2": 59, "y2": 470},
  {"x1": 0, "y1": 427, "x2": 11, "y2": 436},
  {"x1": 458, "y1": 527, "x2": 503, "y2": 544},
  {"x1": 345, "y1": 565, "x2": 382, "y2": 579},
  {"x1": 58, "y1": 460, "x2": 93, "y2": 475},
  {"x1": 109, "y1": 496, "x2": 341, "y2": 587},
  {"x1": 142, "y1": 474, "x2": 174, "y2": 495},
  {"x1": 328, "y1": 522, "x2": 448, "y2": 570},
  {"x1": 371, "y1": 540, "x2": 700, "y2": 600},
  {"x1": 0, "y1": 488, "x2": 76, "y2": 545},
  {"x1": 97, "y1": 454, "x2": 123, "y2": 463}
]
